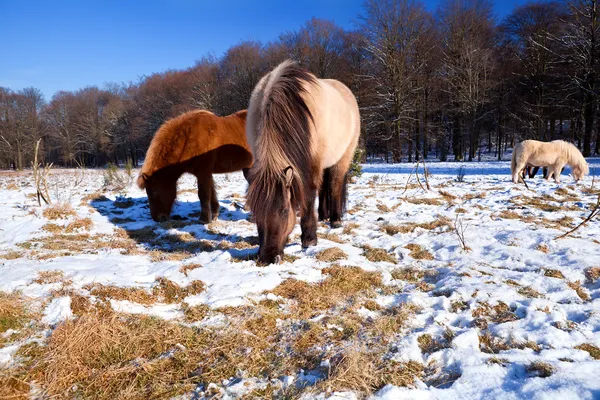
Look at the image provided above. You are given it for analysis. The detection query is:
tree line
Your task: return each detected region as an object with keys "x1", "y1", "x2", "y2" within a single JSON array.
[{"x1": 1, "y1": 0, "x2": 598, "y2": 169}]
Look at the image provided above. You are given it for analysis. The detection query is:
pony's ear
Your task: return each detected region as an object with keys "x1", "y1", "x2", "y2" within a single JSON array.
[
  {"x1": 137, "y1": 173, "x2": 149, "y2": 189},
  {"x1": 283, "y1": 166, "x2": 294, "y2": 187}
]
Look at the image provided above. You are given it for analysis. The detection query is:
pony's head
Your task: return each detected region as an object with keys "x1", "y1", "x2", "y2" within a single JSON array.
[
  {"x1": 571, "y1": 162, "x2": 589, "y2": 182},
  {"x1": 137, "y1": 172, "x2": 176, "y2": 222},
  {"x1": 246, "y1": 166, "x2": 297, "y2": 265}
]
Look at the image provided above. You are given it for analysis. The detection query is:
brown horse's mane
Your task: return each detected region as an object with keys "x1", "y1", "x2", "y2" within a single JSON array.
[
  {"x1": 246, "y1": 61, "x2": 317, "y2": 220},
  {"x1": 138, "y1": 109, "x2": 247, "y2": 188}
]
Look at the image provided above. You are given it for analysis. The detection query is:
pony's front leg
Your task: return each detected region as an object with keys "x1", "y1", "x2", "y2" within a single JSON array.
[
  {"x1": 553, "y1": 163, "x2": 565, "y2": 183},
  {"x1": 300, "y1": 188, "x2": 318, "y2": 248}
]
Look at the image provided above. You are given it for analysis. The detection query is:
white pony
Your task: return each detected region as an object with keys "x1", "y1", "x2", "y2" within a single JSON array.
[{"x1": 511, "y1": 140, "x2": 589, "y2": 184}]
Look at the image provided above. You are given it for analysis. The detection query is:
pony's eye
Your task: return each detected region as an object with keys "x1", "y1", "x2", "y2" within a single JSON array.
[{"x1": 280, "y1": 209, "x2": 289, "y2": 217}]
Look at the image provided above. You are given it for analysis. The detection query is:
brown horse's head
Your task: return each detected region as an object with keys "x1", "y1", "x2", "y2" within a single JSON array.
[
  {"x1": 247, "y1": 167, "x2": 297, "y2": 265},
  {"x1": 137, "y1": 172, "x2": 176, "y2": 222}
]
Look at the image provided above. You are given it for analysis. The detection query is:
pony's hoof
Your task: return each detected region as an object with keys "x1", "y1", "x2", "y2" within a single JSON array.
[
  {"x1": 198, "y1": 216, "x2": 211, "y2": 224},
  {"x1": 330, "y1": 221, "x2": 342, "y2": 229},
  {"x1": 302, "y1": 238, "x2": 317, "y2": 248}
]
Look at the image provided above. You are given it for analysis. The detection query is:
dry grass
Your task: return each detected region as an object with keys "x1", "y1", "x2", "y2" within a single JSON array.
[
  {"x1": 315, "y1": 247, "x2": 348, "y2": 262},
  {"x1": 317, "y1": 349, "x2": 424, "y2": 394},
  {"x1": 272, "y1": 265, "x2": 383, "y2": 317},
  {"x1": 464, "y1": 192, "x2": 486, "y2": 201},
  {"x1": 42, "y1": 203, "x2": 76, "y2": 220},
  {"x1": 404, "y1": 243, "x2": 434, "y2": 260},
  {"x1": 417, "y1": 333, "x2": 448, "y2": 354},
  {"x1": 526, "y1": 361, "x2": 554, "y2": 378},
  {"x1": 575, "y1": 343, "x2": 600, "y2": 360},
  {"x1": 537, "y1": 244, "x2": 550, "y2": 253},
  {"x1": 148, "y1": 250, "x2": 194, "y2": 262},
  {"x1": 518, "y1": 286, "x2": 544, "y2": 298},
  {"x1": 85, "y1": 278, "x2": 205, "y2": 305},
  {"x1": 376, "y1": 202, "x2": 391, "y2": 212},
  {"x1": 511, "y1": 195, "x2": 579, "y2": 213},
  {"x1": 585, "y1": 267, "x2": 600, "y2": 284},
  {"x1": 363, "y1": 247, "x2": 397, "y2": 264},
  {"x1": 544, "y1": 269, "x2": 565, "y2": 279},
  {"x1": 65, "y1": 217, "x2": 93, "y2": 233},
  {"x1": 567, "y1": 281, "x2": 590, "y2": 302},
  {"x1": 32, "y1": 270, "x2": 65, "y2": 285},
  {"x1": 81, "y1": 192, "x2": 109, "y2": 204},
  {"x1": 403, "y1": 197, "x2": 443, "y2": 206},
  {"x1": 179, "y1": 263, "x2": 202, "y2": 277},
  {"x1": 0, "y1": 292, "x2": 31, "y2": 335},
  {"x1": 342, "y1": 222, "x2": 360, "y2": 235},
  {"x1": 0, "y1": 250, "x2": 23, "y2": 260},
  {"x1": 438, "y1": 190, "x2": 457, "y2": 202},
  {"x1": 41, "y1": 222, "x2": 63, "y2": 233},
  {"x1": 472, "y1": 301, "x2": 518, "y2": 327},
  {"x1": 318, "y1": 232, "x2": 346, "y2": 244},
  {"x1": 382, "y1": 216, "x2": 453, "y2": 236},
  {"x1": 391, "y1": 266, "x2": 437, "y2": 282}
]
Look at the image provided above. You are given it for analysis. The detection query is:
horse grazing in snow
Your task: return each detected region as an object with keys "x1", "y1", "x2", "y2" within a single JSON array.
[
  {"x1": 137, "y1": 109, "x2": 252, "y2": 223},
  {"x1": 245, "y1": 60, "x2": 360, "y2": 265},
  {"x1": 511, "y1": 140, "x2": 588, "y2": 184}
]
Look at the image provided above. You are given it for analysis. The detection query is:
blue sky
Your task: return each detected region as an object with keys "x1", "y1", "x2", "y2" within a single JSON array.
[{"x1": 1, "y1": 0, "x2": 535, "y2": 100}]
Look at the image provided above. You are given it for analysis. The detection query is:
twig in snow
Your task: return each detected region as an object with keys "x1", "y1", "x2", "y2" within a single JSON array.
[
  {"x1": 454, "y1": 214, "x2": 471, "y2": 252},
  {"x1": 554, "y1": 194, "x2": 600, "y2": 240}
]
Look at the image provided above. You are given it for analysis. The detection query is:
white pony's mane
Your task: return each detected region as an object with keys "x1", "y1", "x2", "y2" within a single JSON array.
[{"x1": 554, "y1": 140, "x2": 588, "y2": 173}]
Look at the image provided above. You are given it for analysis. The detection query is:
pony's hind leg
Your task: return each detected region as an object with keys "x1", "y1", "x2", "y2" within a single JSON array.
[
  {"x1": 196, "y1": 174, "x2": 215, "y2": 224},
  {"x1": 301, "y1": 186, "x2": 318, "y2": 248},
  {"x1": 328, "y1": 167, "x2": 349, "y2": 229},
  {"x1": 318, "y1": 167, "x2": 331, "y2": 221}
]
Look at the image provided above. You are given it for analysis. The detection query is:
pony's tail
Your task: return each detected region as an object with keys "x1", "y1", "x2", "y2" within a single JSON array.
[{"x1": 511, "y1": 146, "x2": 517, "y2": 175}]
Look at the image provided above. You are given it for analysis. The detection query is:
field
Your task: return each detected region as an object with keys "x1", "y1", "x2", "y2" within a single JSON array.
[{"x1": 1, "y1": 160, "x2": 600, "y2": 399}]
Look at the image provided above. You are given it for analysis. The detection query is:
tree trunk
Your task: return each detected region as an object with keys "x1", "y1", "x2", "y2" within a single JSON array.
[{"x1": 453, "y1": 114, "x2": 463, "y2": 161}]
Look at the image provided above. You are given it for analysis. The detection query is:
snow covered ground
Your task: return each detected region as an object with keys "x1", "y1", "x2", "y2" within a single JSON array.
[{"x1": 1, "y1": 159, "x2": 600, "y2": 399}]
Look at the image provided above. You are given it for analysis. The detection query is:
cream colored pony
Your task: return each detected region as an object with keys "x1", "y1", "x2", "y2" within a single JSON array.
[
  {"x1": 245, "y1": 60, "x2": 360, "y2": 265},
  {"x1": 511, "y1": 140, "x2": 588, "y2": 183}
]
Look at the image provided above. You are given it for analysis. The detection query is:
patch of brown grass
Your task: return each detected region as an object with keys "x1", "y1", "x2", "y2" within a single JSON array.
[
  {"x1": 479, "y1": 332, "x2": 511, "y2": 353},
  {"x1": 318, "y1": 349, "x2": 424, "y2": 394},
  {"x1": 41, "y1": 223, "x2": 63, "y2": 233},
  {"x1": 537, "y1": 244, "x2": 550, "y2": 253},
  {"x1": 464, "y1": 192, "x2": 486, "y2": 201},
  {"x1": 382, "y1": 216, "x2": 453, "y2": 236},
  {"x1": 42, "y1": 203, "x2": 76, "y2": 220},
  {"x1": 0, "y1": 292, "x2": 31, "y2": 335},
  {"x1": 0, "y1": 250, "x2": 23, "y2": 260},
  {"x1": 363, "y1": 247, "x2": 397, "y2": 264},
  {"x1": 404, "y1": 197, "x2": 443, "y2": 206},
  {"x1": 318, "y1": 232, "x2": 345, "y2": 243},
  {"x1": 438, "y1": 190, "x2": 457, "y2": 202},
  {"x1": 417, "y1": 333, "x2": 448, "y2": 354},
  {"x1": 148, "y1": 250, "x2": 193, "y2": 262},
  {"x1": 404, "y1": 243, "x2": 434, "y2": 260},
  {"x1": 575, "y1": 343, "x2": 600, "y2": 360},
  {"x1": 65, "y1": 217, "x2": 93, "y2": 233},
  {"x1": 32, "y1": 270, "x2": 65, "y2": 285},
  {"x1": 472, "y1": 301, "x2": 518, "y2": 326},
  {"x1": 81, "y1": 192, "x2": 109, "y2": 204},
  {"x1": 544, "y1": 269, "x2": 565, "y2": 279},
  {"x1": 511, "y1": 195, "x2": 578, "y2": 212},
  {"x1": 585, "y1": 267, "x2": 600, "y2": 284},
  {"x1": 182, "y1": 303, "x2": 210, "y2": 322},
  {"x1": 567, "y1": 281, "x2": 590, "y2": 302},
  {"x1": 526, "y1": 361, "x2": 554, "y2": 378},
  {"x1": 391, "y1": 266, "x2": 437, "y2": 282},
  {"x1": 179, "y1": 263, "x2": 202, "y2": 277},
  {"x1": 315, "y1": 247, "x2": 348, "y2": 262},
  {"x1": 376, "y1": 203, "x2": 391, "y2": 212},
  {"x1": 272, "y1": 265, "x2": 383, "y2": 317},
  {"x1": 342, "y1": 222, "x2": 360, "y2": 235},
  {"x1": 518, "y1": 286, "x2": 543, "y2": 298},
  {"x1": 86, "y1": 278, "x2": 205, "y2": 305}
]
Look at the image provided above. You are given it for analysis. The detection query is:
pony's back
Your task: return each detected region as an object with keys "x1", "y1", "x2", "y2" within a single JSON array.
[{"x1": 139, "y1": 110, "x2": 248, "y2": 187}]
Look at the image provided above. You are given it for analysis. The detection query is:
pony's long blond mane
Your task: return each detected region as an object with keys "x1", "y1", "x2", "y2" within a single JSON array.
[
  {"x1": 555, "y1": 140, "x2": 589, "y2": 174},
  {"x1": 246, "y1": 60, "x2": 317, "y2": 219}
]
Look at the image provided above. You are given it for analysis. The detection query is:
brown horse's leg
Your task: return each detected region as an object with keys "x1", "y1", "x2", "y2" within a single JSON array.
[
  {"x1": 300, "y1": 186, "x2": 318, "y2": 248},
  {"x1": 196, "y1": 174, "x2": 214, "y2": 224}
]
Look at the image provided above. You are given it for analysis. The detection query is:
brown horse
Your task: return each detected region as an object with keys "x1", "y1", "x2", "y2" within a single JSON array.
[
  {"x1": 137, "y1": 109, "x2": 252, "y2": 223},
  {"x1": 245, "y1": 60, "x2": 360, "y2": 265}
]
